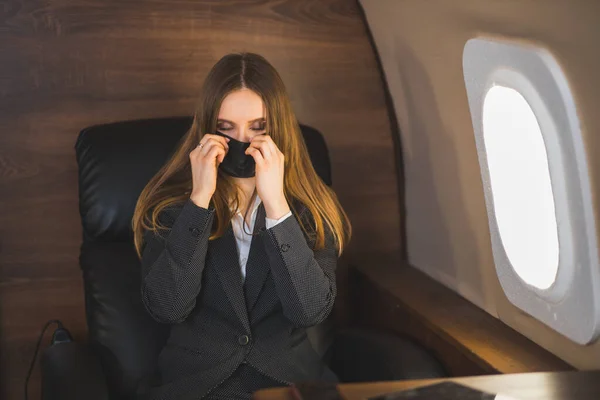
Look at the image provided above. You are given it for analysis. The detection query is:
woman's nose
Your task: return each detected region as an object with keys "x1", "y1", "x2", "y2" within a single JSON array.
[{"x1": 237, "y1": 127, "x2": 253, "y2": 143}]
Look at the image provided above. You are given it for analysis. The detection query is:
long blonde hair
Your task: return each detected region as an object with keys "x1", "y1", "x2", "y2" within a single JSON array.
[{"x1": 132, "y1": 53, "x2": 351, "y2": 258}]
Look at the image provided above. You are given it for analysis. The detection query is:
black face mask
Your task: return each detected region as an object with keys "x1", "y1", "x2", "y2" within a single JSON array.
[{"x1": 214, "y1": 131, "x2": 259, "y2": 178}]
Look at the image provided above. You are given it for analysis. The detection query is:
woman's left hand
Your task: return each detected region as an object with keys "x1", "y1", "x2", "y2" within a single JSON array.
[{"x1": 245, "y1": 135, "x2": 290, "y2": 219}]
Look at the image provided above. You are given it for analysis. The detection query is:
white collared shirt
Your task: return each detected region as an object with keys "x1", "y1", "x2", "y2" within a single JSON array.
[{"x1": 231, "y1": 195, "x2": 292, "y2": 280}]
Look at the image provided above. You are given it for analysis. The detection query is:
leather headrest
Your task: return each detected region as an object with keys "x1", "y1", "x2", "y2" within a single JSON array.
[{"x1": 75, "y1": 117, "x2": 331, "y2": 243}]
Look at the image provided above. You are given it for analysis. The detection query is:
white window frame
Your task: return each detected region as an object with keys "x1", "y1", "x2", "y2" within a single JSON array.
[{"x1": 463, "y1": 37, "x2": 600, "y2": 345}]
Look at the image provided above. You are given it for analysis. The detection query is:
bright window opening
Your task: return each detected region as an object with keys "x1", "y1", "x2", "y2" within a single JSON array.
[{"x1": 482, "y1": 85, "x2": 559, "y2": 289}]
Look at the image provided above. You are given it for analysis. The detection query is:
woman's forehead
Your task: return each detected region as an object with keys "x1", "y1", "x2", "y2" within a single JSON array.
[{"x1": 218, "y1": 89, "x2": 265, "y2": 121}]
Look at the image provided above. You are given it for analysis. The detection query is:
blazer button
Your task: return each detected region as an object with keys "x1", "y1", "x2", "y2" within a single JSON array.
[
  {"x1": 280, "y1": 243, "x2": 290, "y2": 252},
  {"x1": 238, "y1": 335, "x2": 250, "y2": 345},
  {"x1": 189, "y1": 227, "x2": 200, "y2": 237}
]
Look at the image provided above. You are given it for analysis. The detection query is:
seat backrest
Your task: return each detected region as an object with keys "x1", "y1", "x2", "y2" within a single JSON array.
[{"x1": 75, "y1": 117, "x2": 334, "y2": 398}]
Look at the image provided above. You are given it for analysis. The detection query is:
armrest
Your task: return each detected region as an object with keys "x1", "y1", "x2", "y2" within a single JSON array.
[
  {"x1": 41, "y1": 342, "x2": 110, "y2": 400},
  {"x1": 327, "y1": 328, "x2": 448, "y2": 383}
]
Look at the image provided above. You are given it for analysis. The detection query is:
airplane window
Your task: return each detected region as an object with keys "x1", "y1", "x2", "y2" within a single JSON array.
[
  {"x1": 463, "y1": 37, "x2": 600, "y2": 344},
  {"x1": 482, "y1": 85, "x2": 559, "y2": 289}
]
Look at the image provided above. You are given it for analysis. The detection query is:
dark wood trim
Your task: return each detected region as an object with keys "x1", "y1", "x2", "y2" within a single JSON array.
[
  {"x1": 255, "y1": 370, "x2": 600, "y2": 400},
  {"x1": 350, "y1": 263, "x2": 573, "y2": 376}
]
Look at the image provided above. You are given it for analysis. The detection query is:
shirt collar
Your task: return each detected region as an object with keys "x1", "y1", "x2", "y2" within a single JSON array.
[{"x1": 230, "y1": 193, "x2": 262, "y2": 217}]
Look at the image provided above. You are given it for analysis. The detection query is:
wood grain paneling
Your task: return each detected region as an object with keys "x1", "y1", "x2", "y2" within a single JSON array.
[{"x1": 0, "y1": 1, "x2": 401, "y2": 398}]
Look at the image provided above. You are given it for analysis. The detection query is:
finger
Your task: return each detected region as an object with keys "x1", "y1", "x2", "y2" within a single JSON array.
[
  {"x1": 198, "y1": 134, "x2": 229, "y2": 153},
  {"x1": 190, "y1": 143, "x2": 213, "y2": 164},
  {"x1": 203, "y1": 141, "x2": 225, "y2": 158},
  {"x1": 246, "y1": 147, "x2": 265, "y2": 166},
  {"x1": 200, "y1": 135, "x2": 229, "y2": 152},
  {"x1": 250, "y1": 134, "x2": 273, "y2": 143},
  {"x1": 249, "y1": 134, "x2": 272, "y2": 146},
  {"x1": 194, "y1": 141, "x2": 214, "y2": 158},
  {"x1": 206, "y1": 146, "x2": 226, "y2": 164},
  {"x1": 247, "y1": 139, "x2": 273, "y2": 160},
  {"x1": 206, "y1": 144, "x2": 226, "y2": 164},
  {"x1": 203, "y1": 133, "x2": 230, "y2": 147},
  {"x1": 199, "y1": 139, "x2": 228, "y2": 158},
  {"x1": 250, "y1": 135, "x2": 279, "y2": 158},
  {"x1": 216, "y1": 147, "x2": 226, "y2": 164},
  {"x1": 247, "y1": 143, "x2": 270, "y2": 161}
]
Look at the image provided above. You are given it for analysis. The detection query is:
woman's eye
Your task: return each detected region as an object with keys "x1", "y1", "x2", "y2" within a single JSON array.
[
  {"x1": 251, "y1": 124, "x2": 266, "y2": 131},
  {"x1": 217, "y1": 124, "x2": 233, "y2": 131}
]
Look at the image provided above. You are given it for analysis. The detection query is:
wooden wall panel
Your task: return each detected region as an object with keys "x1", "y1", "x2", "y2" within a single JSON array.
[{"x1": 0, "y1": 1, "x2": 401, "y2": 398}]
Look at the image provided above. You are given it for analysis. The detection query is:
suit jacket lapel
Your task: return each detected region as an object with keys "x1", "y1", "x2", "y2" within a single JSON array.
[
  {"x1": 212, "y1": 224, "x2": 251, "y2": 332},
  {"x1": 244, "y1": 202, "x2": 271, "y2": 313}
]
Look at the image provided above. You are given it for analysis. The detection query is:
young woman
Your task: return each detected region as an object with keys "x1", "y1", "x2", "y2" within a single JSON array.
[{"x1": 132, "y1": 52, "x2": 351, "y2": 399}]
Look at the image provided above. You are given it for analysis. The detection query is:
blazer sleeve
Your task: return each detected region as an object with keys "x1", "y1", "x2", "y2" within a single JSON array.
[
  {"x1": 140, "y1": 198, "x2": 215, "y2": 324},
  {"x1": 260, "y1": 208, "x2": 338, "y2": 327}
]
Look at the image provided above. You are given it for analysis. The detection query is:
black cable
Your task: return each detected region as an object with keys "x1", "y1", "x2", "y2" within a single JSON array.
[{"x1": 24, "y1": 319, "x2": 64, "y2": 400}]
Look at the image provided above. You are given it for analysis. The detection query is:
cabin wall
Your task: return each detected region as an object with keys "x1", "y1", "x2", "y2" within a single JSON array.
[
  {"x1": 0, "y1": 1, "x2": 401, "y2": 398},
  {"x1": 359, "y1": 0, "x2": 600, "y2": 369}
]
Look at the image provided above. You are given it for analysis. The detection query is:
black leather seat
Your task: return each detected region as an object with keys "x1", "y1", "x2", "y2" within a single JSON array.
[{"x1": 40, "y1": 117, "x2": 447, "y2": 400}]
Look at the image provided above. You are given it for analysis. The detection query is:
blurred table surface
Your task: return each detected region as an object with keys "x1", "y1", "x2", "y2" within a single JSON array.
[{"x1": 253, "y1": 370, "x2": 600, "y2": 400}]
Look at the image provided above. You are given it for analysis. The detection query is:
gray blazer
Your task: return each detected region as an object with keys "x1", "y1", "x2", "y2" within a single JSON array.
[{"x1": 137, "y1": 198, "x2": 338, "y2": 399}]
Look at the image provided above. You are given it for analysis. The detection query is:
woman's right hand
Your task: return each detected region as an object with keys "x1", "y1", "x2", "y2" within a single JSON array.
[{"x1": 189, "y1": 133, "x2": 230, "y2": 208}]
